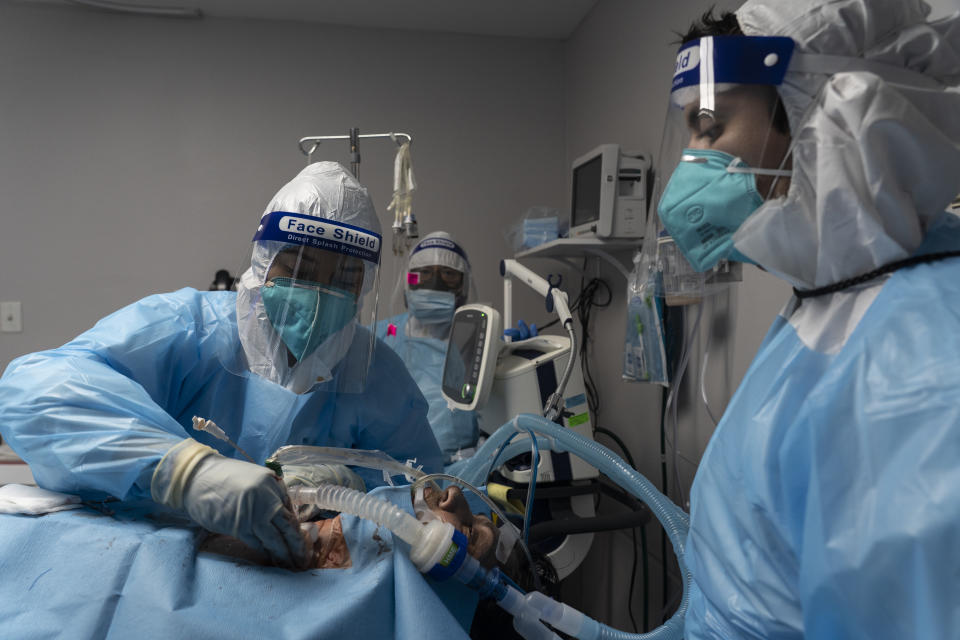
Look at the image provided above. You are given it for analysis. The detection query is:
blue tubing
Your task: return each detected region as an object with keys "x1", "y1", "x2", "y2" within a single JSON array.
[
  {"x1": 457, "y1": 414, "x2": 690, "y2": 640},
  {"x1": 490, "y1": 425, "x2": 540, "y2": 546}
]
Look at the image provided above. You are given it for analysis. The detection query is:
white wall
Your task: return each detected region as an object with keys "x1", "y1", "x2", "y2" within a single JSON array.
[
  {"x1": 929, "y1": 0, "x2": 960, "y2": 19},
  {"x1": 0, "y1": 1, "x2": 566, "y2": 369}
]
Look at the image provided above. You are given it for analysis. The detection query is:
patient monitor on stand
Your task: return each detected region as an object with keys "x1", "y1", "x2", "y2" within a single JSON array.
[{"x1": 441, "y1": 259, "x2": 598, "y2": 579}]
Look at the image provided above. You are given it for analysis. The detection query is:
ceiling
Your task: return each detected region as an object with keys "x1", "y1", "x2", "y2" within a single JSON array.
[{"x1": 34, "y1": 0, "x2": 599, "y2": 39}]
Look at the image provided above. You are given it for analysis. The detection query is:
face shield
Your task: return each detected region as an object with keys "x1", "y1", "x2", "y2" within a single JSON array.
[
  {"x1": 410, "y1": 474, "x2": 535, "y2": 587},
  {"x1": 224, "y1": 163, "x2": 383, "y2": 395},
  {"x1": 389, "y1": 232, "x2": 473, "y2": 323},
  {"x1": 645, "y1": 35, "x2": 796, "y2": 300}
]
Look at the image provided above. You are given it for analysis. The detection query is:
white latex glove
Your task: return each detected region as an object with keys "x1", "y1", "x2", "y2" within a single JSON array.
[
  {"x1": 282, "y1": 463, "x2": 366, "y2": 522},
  {"x1": 152, "y1": 439, "x2": 310, "y2": 569}
]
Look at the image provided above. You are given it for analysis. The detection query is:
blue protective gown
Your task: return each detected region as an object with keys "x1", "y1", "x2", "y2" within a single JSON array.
[
  {"x1": 0, "y1": 289, "x2": 443, "y2": 501},
  {"x1": 376, "y1": 313, "x2": 478, "y2": 463},
  {"x1": 684, "y1": 213, "x2": 960, "y2": 638}
]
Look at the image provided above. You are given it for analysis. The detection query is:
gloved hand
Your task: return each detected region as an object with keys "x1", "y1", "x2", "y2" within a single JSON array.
[
  {"x1": 151, "y1": 438, "x2": 310, "y2": 569},
  {"x1": 504, "y1": 319, "x2": 538, "y2": 341},
  {"x1": 282, "y1": 463, "x2": 366, "y2": 522}
]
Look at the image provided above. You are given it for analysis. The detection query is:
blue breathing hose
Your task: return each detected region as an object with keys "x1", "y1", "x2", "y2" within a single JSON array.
[
  {"x1": 457, "y1": 413, "x2": 690, "y2": 640},
  {"x1": 488, "y1": 425, "x2": 541, "y2": 545}
]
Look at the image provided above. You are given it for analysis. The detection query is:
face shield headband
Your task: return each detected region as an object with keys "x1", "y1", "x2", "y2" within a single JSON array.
[
  {"x1": 254, "y1": 211, "x2": 383, "y2": 265},
  {"x1": 672, "y1": 35, "x2": 794, "y2": 110}
]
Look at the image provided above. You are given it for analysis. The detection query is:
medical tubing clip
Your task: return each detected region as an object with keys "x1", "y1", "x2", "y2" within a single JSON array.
[{"x1": 544, "y1": 274, "x2": 563, "y2": 313}]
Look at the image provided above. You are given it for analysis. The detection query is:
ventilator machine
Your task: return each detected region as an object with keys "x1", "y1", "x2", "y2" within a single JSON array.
[{"x1": 440, "y1": 258, "x2": 605, "y2": 579}]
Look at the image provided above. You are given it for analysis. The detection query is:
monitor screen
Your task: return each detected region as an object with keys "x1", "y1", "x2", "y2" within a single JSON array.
[
  {"x1": 442, "y1": 312, "x2": 483, "y2": 403},
  {"x1": 571, "y1": 154, "x2": 603, "y2": 228}
]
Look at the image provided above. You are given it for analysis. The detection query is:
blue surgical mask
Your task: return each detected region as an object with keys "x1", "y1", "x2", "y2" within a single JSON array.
[
  {"x1": 261, "y1": 278, "x2": 357, "y2": 361},
  {"x1": 406, "y1": 289, "x2": 456, "y2": 325},
  {"x1": 657, "y1": 149, "x2": 763, "y2": 272}
]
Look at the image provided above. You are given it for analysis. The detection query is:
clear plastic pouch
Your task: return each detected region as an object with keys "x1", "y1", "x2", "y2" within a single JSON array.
[{"x1": 623, "y1": 252, "x2": 669, "y2": 386}]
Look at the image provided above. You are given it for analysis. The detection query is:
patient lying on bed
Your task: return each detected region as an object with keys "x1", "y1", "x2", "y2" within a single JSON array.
[
  {"x1": 199, "y1": 482, "x2": 555, "y2": 639},
  {"x1": 199, "y1": 484, "x2": 502, "y2": 572}
]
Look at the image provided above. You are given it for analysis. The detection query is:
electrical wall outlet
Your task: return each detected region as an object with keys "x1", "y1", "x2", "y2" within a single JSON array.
[{"x1": 1, "y1": 301, "x2": 22, "y2": 333}]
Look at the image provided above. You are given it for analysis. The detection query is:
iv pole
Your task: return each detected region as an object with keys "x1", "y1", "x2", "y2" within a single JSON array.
[
  {"x1": 297, "y1": 128, "x2": 418, "y2": 255},
  {"x1": 298, "y1": 128, "x2": 413, "y2": 179}
]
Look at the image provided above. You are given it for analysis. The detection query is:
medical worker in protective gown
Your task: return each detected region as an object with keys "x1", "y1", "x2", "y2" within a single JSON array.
[
  {"x1": 0, "y1": 162, "x2": 443, "y2": 569},
  {"x1": 376, "y1": 232, "x2": 479, "y2": 464},
  {"x1": 653, "y1": 0, "x2": 960, "y2": 637}
]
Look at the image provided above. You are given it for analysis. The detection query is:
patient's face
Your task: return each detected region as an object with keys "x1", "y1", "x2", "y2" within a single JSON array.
[
  {"x1": 203, "y1": 485, "x2": 505, "y2": 572},
  {"x1": 420, "y1": 484, "x2": 500, "y2": 568},
  {"x1": 200, "y1": 516, "x2": 352, "y2": 570}
]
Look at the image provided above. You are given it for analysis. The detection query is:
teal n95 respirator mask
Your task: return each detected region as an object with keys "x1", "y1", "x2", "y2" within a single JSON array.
[
  {"x1": 658, "y1": 149, "x2": 772, "y2": 272},
  {"x1": 261, "y1": 278, "x2": 358, "y2": 362}
]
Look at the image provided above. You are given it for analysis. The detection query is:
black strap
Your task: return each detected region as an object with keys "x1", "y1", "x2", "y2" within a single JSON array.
[{"x1": 792, "y1": 251, "x2": 960, "y2": 300}]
